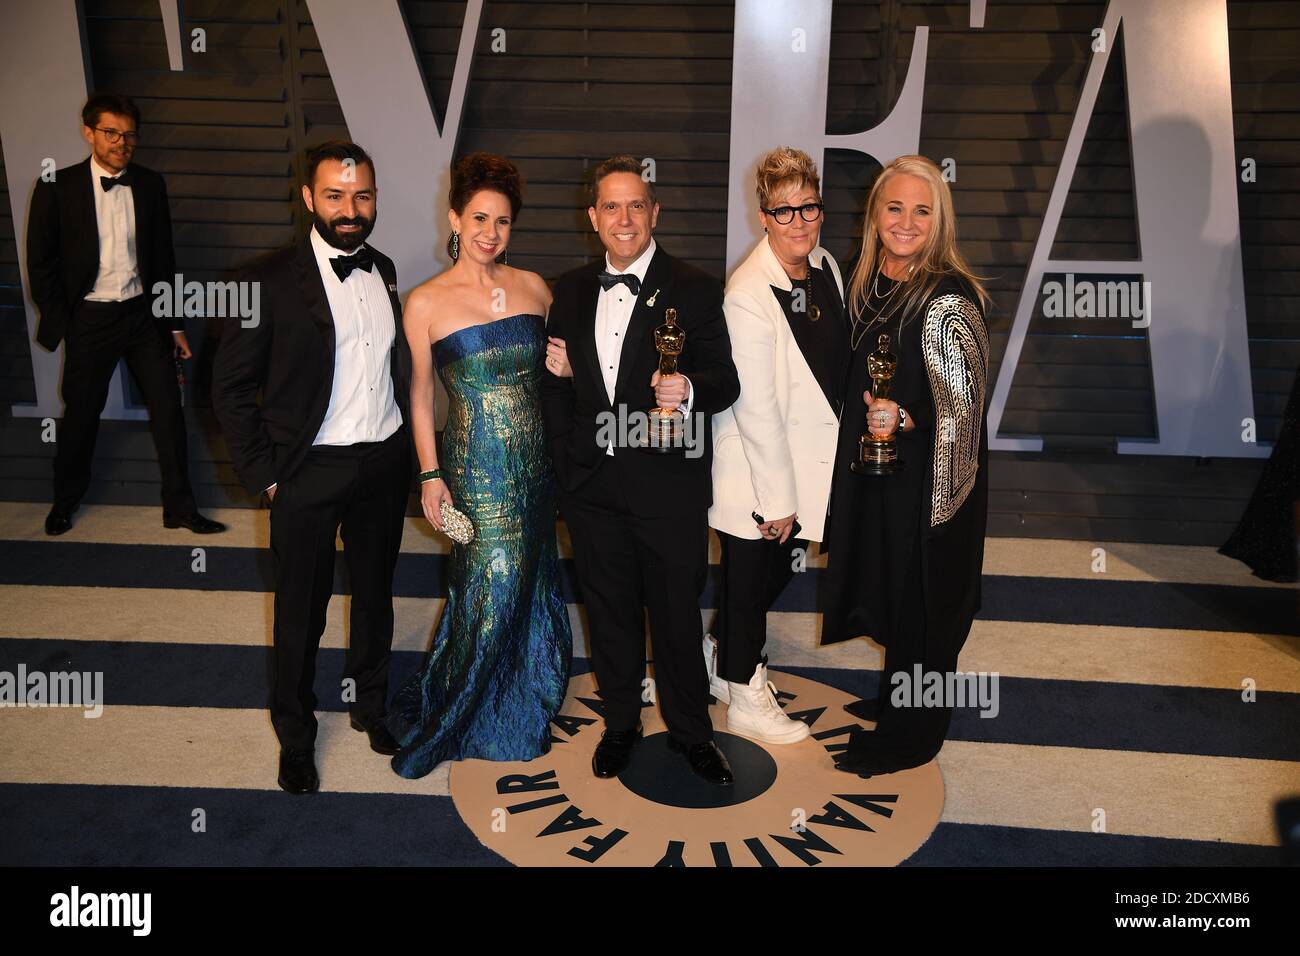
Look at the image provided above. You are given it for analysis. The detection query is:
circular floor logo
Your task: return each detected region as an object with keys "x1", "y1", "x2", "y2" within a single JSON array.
[{"x1": 450, "y1": 671, "x2": 944, "y2": 866}]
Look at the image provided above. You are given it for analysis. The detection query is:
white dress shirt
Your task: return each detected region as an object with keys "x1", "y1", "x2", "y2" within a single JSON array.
[
  {"x1": 309, "y1": 226, "x2": 403, "y2": 447},
  {"x1": 594, "y1": 239, "x2": 692, "y2": 454},
  {"x1": 85, "y1": 156, "x2": 143, "y2": 302}
]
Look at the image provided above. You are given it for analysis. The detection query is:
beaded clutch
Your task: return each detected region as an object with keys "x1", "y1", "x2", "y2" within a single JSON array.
[{"x1": 439, "y1": 499, "x2": 475, "y2": 545}]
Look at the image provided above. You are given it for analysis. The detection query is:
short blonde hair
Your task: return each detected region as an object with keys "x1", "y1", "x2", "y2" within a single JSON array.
[{"x1": 755, "y1": 146, "x2": 820, "y2": 209}]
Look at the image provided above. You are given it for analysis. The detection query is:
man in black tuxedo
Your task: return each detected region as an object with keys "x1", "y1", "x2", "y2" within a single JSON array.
[
  {"x1": 542, "y1": 156, "x2": 740, "y2": 785},
  {"x1": 25, "y1": 93, "x2": 224, "y2": 536},
  {"x1": 212, "y1": 141, "x2": 412, "y2": 794}
]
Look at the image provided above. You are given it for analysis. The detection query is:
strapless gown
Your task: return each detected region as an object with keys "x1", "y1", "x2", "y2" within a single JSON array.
[{"x1": 389, "y1": 312, "x2": 572, "y2": 777}]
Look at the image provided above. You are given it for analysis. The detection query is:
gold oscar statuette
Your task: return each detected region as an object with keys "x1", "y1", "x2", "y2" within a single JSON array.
[
  {"x1": 852, "y1": 332, "x2": 904, "y2": 475},
  {"x1": 647, "y1": 307, "x2": 685, "y2": 452}
]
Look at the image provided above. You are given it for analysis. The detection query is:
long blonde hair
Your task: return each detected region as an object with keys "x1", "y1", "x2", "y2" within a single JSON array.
[{"x1": 846, "y1": 155, "x2": 991, "y2": 329}]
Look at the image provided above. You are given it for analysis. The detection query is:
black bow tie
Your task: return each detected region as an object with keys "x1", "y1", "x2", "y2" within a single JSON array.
[
  {"x1": 100, "y1": 173, "x2": 131, "y2": 191},
  {"x1": 330, "y1": 248, "x2": 373, "y2": 282},
  {"x1": 597, "y1": 270, "x2": 641, "y2": 295}
]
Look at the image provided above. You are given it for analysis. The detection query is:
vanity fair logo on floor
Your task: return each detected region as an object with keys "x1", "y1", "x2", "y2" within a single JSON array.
[{"x1": 450, "y1": 670, "x2": 945, "y2": 866}]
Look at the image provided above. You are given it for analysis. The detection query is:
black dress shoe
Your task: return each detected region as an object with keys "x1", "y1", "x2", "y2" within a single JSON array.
[
  {"x1": 843, "y1": 696, "x2": 881, "y2": 721},
  {"x1": 44, "y1": 507, "x2": 73, "y2": 536},
  {"x1": 278, "y1": 748, "x2": 319, "y2": 794},
  {"x1": 667, "y1": 737, "x2": 735, "y2": 787},
  {"x1": 163, "y1": 512, "x2": 227, "y2": 534},
  {"x1": 350, "y1": 714, "x2": 402, "y2": 755},
  {"x1": 592, "y1": 724, "x2": 643, "y2": 778},
  {"x1": 833, "y1": 728, "x2": 931, "y2": 778}
]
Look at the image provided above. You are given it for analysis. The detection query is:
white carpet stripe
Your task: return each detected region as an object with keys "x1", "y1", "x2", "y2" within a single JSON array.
[
  {"x1": 5, "y1": 586, "x2": 1297, "y2": 693},
  {"x1": 936, "y1": 740, "x2": 1294, "y2": 847},
  {"x1": 1, "y1": 704, "x2": 1289, "y2": 846},
  {"x1": 0, "y1": 705, "x2": 451, "y2": 796}
]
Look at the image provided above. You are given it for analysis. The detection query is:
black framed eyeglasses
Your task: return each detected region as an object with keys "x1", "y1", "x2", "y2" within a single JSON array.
[
  {"x1": 761, "y1": 202, "x2": 823, "y2": 225},
  {"x1": 93, "y1": 127, "x2": 140, "y2": 145}
]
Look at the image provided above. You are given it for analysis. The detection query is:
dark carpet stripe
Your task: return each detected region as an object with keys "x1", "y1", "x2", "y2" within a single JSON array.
[
  {"x1": 0, "y1": 540, "x2": 1295, "y2": 634},
  {"x1": 0, "y1": 784, "x2": 505, "y2": 866},
  {"x1": 0, "y1": 784, "x2": 1279, "y2": 867},
  {"x1": 2, "y1": 640, "x2": 1297, "y2": 761},
  {"x1": 901, "y1": 822, "x2": 1283, "y2": 866}
]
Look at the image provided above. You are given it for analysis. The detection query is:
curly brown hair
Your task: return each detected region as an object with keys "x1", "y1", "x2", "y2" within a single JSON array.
[{"x1": 449, "y1": 152, "x2": 523, "y2": 219}]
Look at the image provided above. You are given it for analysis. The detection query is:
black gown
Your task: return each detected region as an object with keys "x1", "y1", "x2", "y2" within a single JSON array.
[
  {"x1": 820, "y1": 272, "x2": 989, "y2": 771},
  {"x1": 1219, "y1": 361, "x2": 1300, "y2": 582}
]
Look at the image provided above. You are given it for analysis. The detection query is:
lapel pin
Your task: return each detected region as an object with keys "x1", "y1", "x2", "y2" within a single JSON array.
[
  {"x1": 388, "y1": 283, "x2": 398, "y2": 292},
  {"x1": 645, "y1": 288, "x2": 660, "y2": 307}
]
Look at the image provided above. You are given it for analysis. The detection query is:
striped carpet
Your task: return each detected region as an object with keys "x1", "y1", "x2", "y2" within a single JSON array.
[{"x1": 0, "y1": 500, "x2": 1295, "y2": 866}]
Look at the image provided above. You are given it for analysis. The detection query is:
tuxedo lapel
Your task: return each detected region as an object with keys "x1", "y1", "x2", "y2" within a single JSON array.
[
  {"x1": 72, "y1": 159, "x2": 99, "y2": 282},
  {"x1": 366, "y1": 243, "x2": 410, "y2": 402},
  {"x1": 574, "y1": 266, "x2": 605, "y2": 403},
  {"x1": 613, "y1": 246, "x2": 673, "y2": 401},
  {"x1": 292, "y1": 234, "x2": 337, "y2": 388},
  {"x1": 128, "y1": 165, "x2": 150, "y2": 283}
]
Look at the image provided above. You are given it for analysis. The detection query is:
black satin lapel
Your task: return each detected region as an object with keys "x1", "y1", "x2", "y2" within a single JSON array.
[
  {"x1": 293, "y1": 234, "x2": 336, "y2": 355},
  {"x1": 576, "y1": 269, "x2": 604, "y2": 401},
  {"x1": 368, "y1": 244, "x2": 407, "y2": 394},
  {"x1": 614, "y1": 249, "x2": 673, "y2": 400},
  {"x1": 128, "y1": 168, "x2": 150, "y2": 283},
  {"x1": 76, "y1": 160, "x2": 99, "y2": 282}
]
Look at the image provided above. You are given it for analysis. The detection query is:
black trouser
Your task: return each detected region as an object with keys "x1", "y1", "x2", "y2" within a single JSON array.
[
  {"x1": 713, "y1": 530, "x2": 807, "y2": 684},
  {"x1": 54, "y1": 295, "x2": 196, "y2": 517},
  {"x1": 871, "y1": 550, "x2": 969, "y2": 761},
  {"x1": 268, "y1": 425, "x2": 410, "y2": 752},
  {"x1": 561, "y1": 457, "x2": 713, "y2": 746}
]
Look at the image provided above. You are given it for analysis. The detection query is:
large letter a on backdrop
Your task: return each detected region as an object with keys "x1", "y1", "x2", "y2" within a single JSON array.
[{"x1": 985, "y1": 0, "x2": 1259, "y2": 458}]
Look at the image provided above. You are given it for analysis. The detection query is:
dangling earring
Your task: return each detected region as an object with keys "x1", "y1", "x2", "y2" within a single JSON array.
[{"x1": 451, "y1": 231, "x2": 460, "y2": 260}]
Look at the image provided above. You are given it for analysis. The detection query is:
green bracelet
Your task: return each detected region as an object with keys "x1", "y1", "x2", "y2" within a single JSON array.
[{"x1": 419, "y1": 469, "x2": 443, "y2": 482}]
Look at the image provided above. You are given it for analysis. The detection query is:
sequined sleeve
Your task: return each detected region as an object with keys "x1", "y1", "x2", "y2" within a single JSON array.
[{"x1": 922, "y1": 293, "x2": 989, "y2": 526}]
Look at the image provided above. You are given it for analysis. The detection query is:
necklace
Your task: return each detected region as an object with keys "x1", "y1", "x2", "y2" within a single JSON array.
[
  {"x1": 851, "y1": 259, "x2": 912, "y2": 351},
  {"x1": 804, "y1": 261, "x2": 820, "y2": 321}
]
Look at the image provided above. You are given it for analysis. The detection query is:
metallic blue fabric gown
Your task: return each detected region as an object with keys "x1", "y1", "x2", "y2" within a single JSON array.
[{"x1": 389, "y1": 312, "x2": 572, "y2": 777}]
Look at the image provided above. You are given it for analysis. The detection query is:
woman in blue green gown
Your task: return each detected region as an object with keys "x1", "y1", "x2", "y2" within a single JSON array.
[{"x1": 388, "y1": 154, "x2": 572, "y2": 778}]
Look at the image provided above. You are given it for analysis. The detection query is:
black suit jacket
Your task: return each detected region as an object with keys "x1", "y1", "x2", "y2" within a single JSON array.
[
  {"x1": 25, "y1": 157, "x2": 178, "y2": 350},
  {"x1": 541, "y1": 244, "x2": 740, "y2": 516},
  {"x1": 211, "y1": 234, "x2": 413, "y2": 496}
]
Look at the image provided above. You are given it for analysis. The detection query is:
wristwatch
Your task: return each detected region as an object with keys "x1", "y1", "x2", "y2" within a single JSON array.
[{"x1": 898, "y1": 407, "x2": 908, "y2": 430}]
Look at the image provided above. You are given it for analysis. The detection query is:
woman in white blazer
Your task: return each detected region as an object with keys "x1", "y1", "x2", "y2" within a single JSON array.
[{"x1": 705, "y1": 147, "x2": 850, "y2": 744}]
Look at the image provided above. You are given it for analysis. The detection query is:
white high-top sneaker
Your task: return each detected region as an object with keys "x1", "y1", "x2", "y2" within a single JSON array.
[
  {"x1": 726, "y1": 663, "x2": 810, "y2": 744},
  {"x1": 703, "y1": 633, "x2": 730, "y2": 704}
]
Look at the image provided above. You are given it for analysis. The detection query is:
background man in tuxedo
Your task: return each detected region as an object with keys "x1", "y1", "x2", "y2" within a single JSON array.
[
  {"x1": 542, "y1": 156, "x2": 740, "y2": 786},
  {"x1": 212, "y1": 141, "x2": 413, "y2": 794},
  {"x1": 26, "y1": 93, "x2": 224, "y2": 537}
]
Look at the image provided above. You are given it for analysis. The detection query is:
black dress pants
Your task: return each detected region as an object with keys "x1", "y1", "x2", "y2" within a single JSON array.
[
  {"x1": 561, "y1": 457, "x2": 713, "y2": 746},
  {"x1": 268, "y1": 425, "x2": 410, "y2": 751},
  {"x1": 54, "y1": 295, "x2": 196, "y2": 517},
  {"x1": 713, "y1": 530, "x2": 806, "y2": 683}
]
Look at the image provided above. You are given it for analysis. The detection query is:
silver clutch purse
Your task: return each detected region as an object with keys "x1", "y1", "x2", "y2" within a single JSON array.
[{"x1": 439, "y1": 499, "x2": 475, "y2": 545}]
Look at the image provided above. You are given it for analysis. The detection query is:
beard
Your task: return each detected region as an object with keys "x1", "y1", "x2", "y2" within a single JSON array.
[{"x1": 312, "y1": 209, "x2": 376, "y2": 251}]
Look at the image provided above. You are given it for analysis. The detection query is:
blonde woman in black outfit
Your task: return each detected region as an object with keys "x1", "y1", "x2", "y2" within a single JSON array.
[{"x1": 821, "y1": 155, "x2": 992, "y2": 778}]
